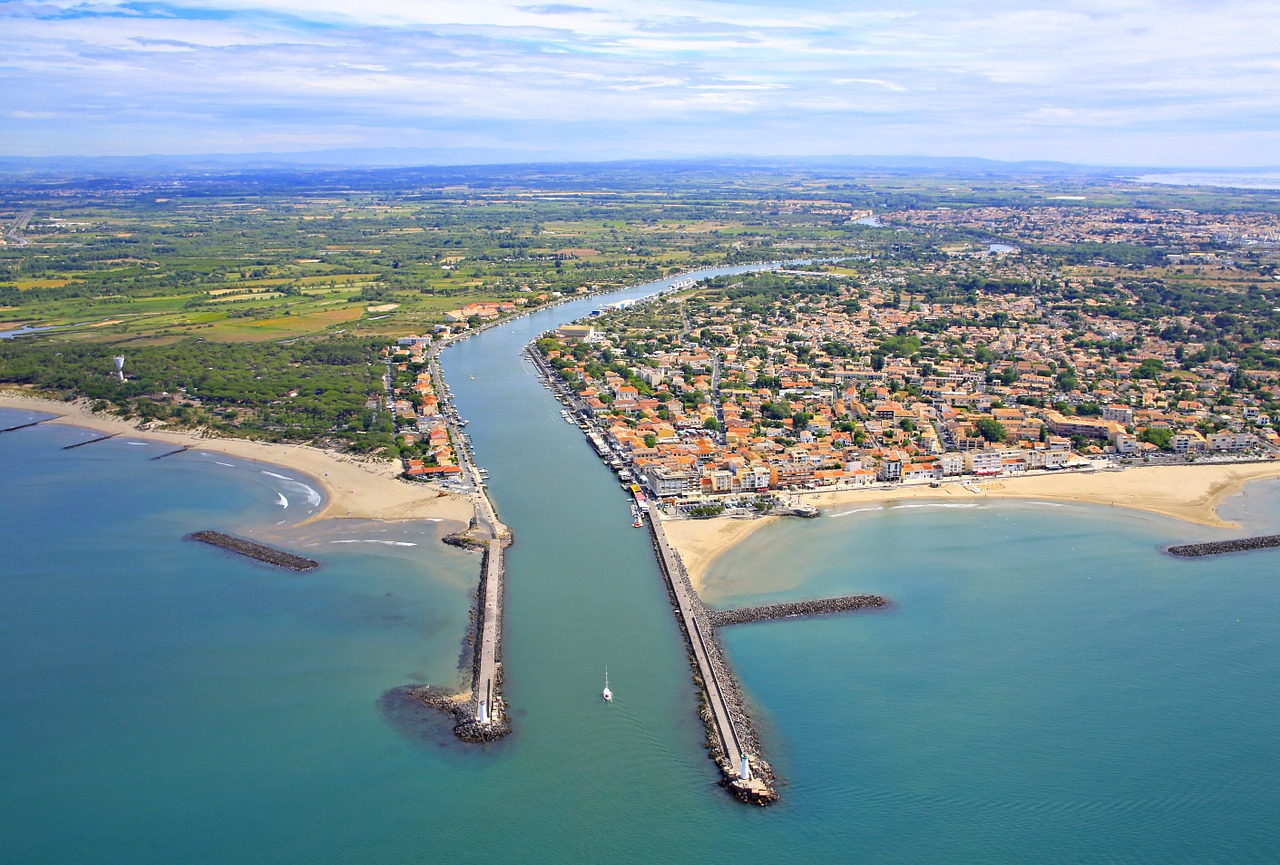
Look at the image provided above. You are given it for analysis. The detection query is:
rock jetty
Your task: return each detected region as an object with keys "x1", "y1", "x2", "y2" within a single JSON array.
[
  {"x1": 401, "y1": 530, "x2": 513, "y2": 745},
  {"x1": 708, "y1": 594, "x2": 888, "y2": 628},
  {"x1": 407, "y1": 684, "x2": 512, "y2": 742},
  {"x1": 1167, "y1": 534, "x2": 1280, "y2": 557},
  {"x1": 189, "y1": 530, "x2": 320, "y2": 571}
]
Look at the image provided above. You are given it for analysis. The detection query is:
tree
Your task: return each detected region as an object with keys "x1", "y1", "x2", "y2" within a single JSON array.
[
  {"x1": 975, "y1": 417, "x2": 1007, "y2": 443},
  {"x1": 1134, "y1": 358, "x2": 1164, "y2": 380},
  {"x1": 1138, "y1": 427, "x2": 1173, "y2": 450}
]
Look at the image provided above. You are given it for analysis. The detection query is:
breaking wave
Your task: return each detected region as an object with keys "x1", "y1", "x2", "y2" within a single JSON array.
[{"x1": 330, "y1": 539, "x2": 418, "y2": 547}]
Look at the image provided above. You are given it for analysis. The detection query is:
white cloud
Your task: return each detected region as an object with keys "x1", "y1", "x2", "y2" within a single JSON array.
[{"x1": 1, "y1": 0, "x2": 1277, "y2": 163}]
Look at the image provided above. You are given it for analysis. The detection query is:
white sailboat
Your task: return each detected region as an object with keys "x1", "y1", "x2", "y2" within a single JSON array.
[{"x1": 602, "y1": 668, "x2": 613, "y2": 702}]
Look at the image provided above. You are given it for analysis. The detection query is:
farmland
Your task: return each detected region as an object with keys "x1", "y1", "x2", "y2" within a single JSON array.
[{"x1": 3, "y1": 161, "x2": 1278, "y2": 454}]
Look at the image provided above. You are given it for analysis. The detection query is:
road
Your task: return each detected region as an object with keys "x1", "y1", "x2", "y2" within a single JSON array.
[{"x1": 5, "y1": 208, "x2": 34, "y2": 247}]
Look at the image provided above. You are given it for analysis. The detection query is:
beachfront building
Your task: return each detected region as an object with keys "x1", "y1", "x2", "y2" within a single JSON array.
[{"x1": 1207, "y1": 431, "x2": 1259, "y2": 452}]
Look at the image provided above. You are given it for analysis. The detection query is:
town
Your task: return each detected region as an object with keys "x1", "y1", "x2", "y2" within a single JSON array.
[{"x1": 469, "y1": 205, "x2": 1280, "y2": 511}]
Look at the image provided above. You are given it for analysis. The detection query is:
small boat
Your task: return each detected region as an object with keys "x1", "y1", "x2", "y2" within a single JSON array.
[{"x1": 602, "y1": 668, "x2": 613, "y2": 702}]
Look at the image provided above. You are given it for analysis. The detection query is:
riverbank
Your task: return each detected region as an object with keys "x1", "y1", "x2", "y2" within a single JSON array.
[
  {"x1": 663, "y1": 462, "x2": 1280, "y2": 593},
  {"x1": 0, "y1": 389, "x2": 475, "y2": 526}
]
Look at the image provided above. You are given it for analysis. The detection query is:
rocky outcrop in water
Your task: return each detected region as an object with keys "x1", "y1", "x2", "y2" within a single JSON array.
[
  {"x1": 189, "y1": 530, "x2": 319, "y2": 571},
  {"x1": 766, "y1": 505, "x2": 819, "y2": 518},
  {"x1": 1168, "y1": 534, "x2": 1280, "y2": 557},
  {"x1": 442, "y1": 531, "x2": 486, "y2": 551}
]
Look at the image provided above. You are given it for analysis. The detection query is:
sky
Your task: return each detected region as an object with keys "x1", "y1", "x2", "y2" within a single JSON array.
[{"x1": 2, "y1": 0, "x2": 1278, "y2": 166}]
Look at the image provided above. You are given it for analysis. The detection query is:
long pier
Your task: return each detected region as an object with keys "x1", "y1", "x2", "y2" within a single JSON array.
[
  {"x1": 464, "y1": 535, "x2": 508, "y2": 737},
  {"x1": 647, "y1": 513, "x2": 777, "y2": 804},
  {"x1": 415, "y1": 334, "x2": 512, "y2": 743}
]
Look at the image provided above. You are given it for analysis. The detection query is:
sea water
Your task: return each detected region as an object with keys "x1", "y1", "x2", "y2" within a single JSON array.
[
  {"x1": 705, "y1": 496, "x2": 1280, "y2": 862},
  {"x1": 4, "y1": 262, "x2": 1280, "y2": 863},
  {"x1": 0, "y1": 415, "x2": 483, "y2": 864},
  {"x1": 6, "y1": 419, "x2": 1278, "y2": 865}
]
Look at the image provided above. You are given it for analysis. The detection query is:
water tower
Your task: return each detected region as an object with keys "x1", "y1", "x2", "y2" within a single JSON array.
[{"x1": 113, "y1": 355, "x2": 125, "y2": 382}]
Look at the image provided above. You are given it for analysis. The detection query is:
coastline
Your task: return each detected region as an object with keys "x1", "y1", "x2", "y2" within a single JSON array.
[
  {"x1": 663, "y1": 462, "x2": 1280, "y2": 594},
  {"x1": 0, "y1": 389, "x2": 475, "y2": 527}
]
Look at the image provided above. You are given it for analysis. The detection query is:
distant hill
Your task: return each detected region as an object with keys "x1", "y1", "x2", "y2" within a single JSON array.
[{"x1": 0, "y1": 149, "x2": 1275, "y2": 182}]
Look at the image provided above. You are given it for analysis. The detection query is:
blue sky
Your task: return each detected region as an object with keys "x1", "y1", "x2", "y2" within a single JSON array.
[{"x1": 2, "y1": 0, "x2": 1277, "y2": 165}]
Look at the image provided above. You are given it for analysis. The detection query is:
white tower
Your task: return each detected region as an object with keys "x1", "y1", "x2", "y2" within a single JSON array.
[
  {"x1": 113, "y1": 356, "x2": 125, "y2": 382},
  {"x1": 739, "y1": 754, "x2": 752, "y2": 780}
]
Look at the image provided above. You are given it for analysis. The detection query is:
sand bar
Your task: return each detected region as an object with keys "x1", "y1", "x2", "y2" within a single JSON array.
[
  {"x1": 0, "y1": 389, "x2": 475, "y2": 526},
  {"x1": 664, "y1": 462, "x2": 1280, "y2": 593}
]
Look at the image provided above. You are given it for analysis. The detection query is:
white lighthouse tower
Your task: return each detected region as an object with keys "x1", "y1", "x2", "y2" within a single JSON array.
[{"x1": 113, "y1": 355, "x2": 126, "y2": 382}]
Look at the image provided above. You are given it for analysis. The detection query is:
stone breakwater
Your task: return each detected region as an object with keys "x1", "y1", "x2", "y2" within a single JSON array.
[
  {"x1": 1168, "y1": 534, "x2": 1280, "y2": 557},
  {"x1": 648, "y1": 515, "x2": 895, "y2": 805},
  {"x1": 708, "y1": 595, "x2": 888, "y2": 628},
  {"x1": 405, "y1": 532, "x2": 513, "y2": 743},
  {"x1": 189, "y1": 530, "x2": 319, "y2": 571},
  {"x1": 459, "y1": 537, "x2": 512, "y2": 742},
  {"x1": 646, "y1": 516, "x2": 778, "y2": 804},
  {"x1": 399, "y1": 685, "x2": 512, "y2": 742}
]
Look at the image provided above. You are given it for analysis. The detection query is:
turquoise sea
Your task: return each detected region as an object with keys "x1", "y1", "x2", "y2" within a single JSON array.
[{"x1": 3, "y1": 269, "x2": 1279, "y2": 863}]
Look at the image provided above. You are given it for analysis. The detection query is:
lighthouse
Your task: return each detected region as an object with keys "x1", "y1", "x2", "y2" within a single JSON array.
[{"x1": 113, "y1": 355, "x2": 126, "y2": 382}]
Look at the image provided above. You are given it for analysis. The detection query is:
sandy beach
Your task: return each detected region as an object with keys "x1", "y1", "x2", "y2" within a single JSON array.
[
  {"x1": 663, "y1": 462, "x2": 1280, "y2": 593},
  {"x1": 0, "y1": 390, "x2": 475, "y2": 527}
]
